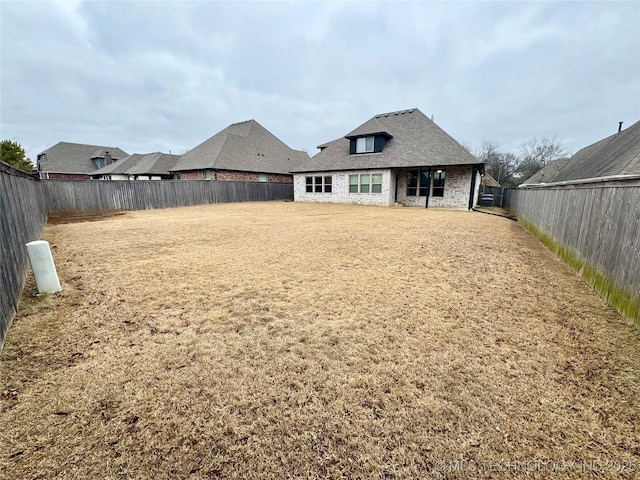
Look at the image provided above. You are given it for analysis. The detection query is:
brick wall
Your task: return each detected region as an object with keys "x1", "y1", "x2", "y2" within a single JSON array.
[
  {"x1": 176, "y1": 170, "x2": 292, "y2": 183},
  {"x1": 294, "y1": 170, "x2": 394, "y2": 206},
  {"x1": 395, "y1": 166, "x2": 477, "y2": 208},
  {"x1": 42, "y1": 172, "x2": 91, "y2": 180},
  {"x1": 295, "y1": 166, "x2": 479, "y2": 208}
]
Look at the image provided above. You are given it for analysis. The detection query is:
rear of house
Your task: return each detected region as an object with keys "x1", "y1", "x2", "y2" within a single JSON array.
[
  {"x1": 293, "y1": 109, "x2": 483, "y2": 208},
  {"x1": 37, "y1": 142, "x2": 129, "y2": 180}
]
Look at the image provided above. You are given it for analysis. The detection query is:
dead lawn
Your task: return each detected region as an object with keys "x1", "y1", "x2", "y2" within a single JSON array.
[{"x1": 2, "y1": 202, "x2": 639, "y2": 479}]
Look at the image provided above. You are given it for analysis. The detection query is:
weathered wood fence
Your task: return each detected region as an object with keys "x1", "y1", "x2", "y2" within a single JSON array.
[
  {"x1": 43, "y1": 180, "x2": 293, "y2": 214},
  {"x1": 0, "y1": 163, "x2": 47, "y2": 350},
  {"x1": 507, "y1": 178, "x2": 640, "y2": 324},
  {"x1": 0, "y1": 175, "x2": 293, "y2": 349}
]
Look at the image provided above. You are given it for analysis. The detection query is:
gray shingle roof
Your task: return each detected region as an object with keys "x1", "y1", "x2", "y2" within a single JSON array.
[
  {"x1": 38, "y1": 142, "x2": 129, "y2": 174},
  {"x1": 292, "y1": 108, "x2": 480, "y2": 173},
  {"x1": 521, "y1": 157, "x2": 573, "y2": 185},
  {"x1": 171, "y1": 120, "x2": 309, "y2": 174},
  {"x1": 91, "y1": 152, "x2": 180, "y2": 177},
  {"x1": 530, "y1": 120, "x2": 640, "y2": 183}
]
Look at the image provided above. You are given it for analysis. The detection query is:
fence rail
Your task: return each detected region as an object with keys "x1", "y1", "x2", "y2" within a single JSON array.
[
  {"x1": 507, "y1": 181, "x2": 640, "y2": 324},
  {"x1": 0, "y1": 163, "x2": 47, "y2": 350},
  {"x1": 43, "y1": 180, "x2": 293, "y2": 214}
]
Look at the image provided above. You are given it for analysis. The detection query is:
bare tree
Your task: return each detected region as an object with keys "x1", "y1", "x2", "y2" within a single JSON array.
[
  {"x1": 516, "y1": 136, "x2": 569, "y2": 183},
  {"x1": 475, "y1": 141, "x2": 518, "y2": 186}
]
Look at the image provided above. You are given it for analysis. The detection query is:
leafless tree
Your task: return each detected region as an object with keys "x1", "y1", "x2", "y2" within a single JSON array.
[
  {"x1": 516, "y1": 136, "x2": 569, "y2": 182},
  {"x1": 475, "y1": 141, "x2": 518, "y2": 186}
]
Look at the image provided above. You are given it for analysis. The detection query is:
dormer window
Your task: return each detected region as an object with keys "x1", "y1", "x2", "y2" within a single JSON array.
[
  {"x1": 93, "y1": 157, "x2": 105, "y2": 169},
  {"x1": 346, "y1": 132, "x2": 392, "y2": 155},
  {"x1": 356, "y1": 136, "x2": 374, "y2": 153}
]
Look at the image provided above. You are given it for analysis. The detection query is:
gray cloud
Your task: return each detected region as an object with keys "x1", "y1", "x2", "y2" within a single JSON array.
[{"x1": 1, "y1": 1, "x2": 638, "y2": 161}]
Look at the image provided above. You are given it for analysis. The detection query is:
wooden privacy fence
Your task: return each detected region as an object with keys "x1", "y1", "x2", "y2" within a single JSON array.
[
  {"x1": 43, "y1": 180, "x2": 293, "y2": 214},
  {"x1": 507, "y1": 179, "x2": 640, "y2": 324},
  {"x1": 0, "y1": 163, "x2": 47, "y2": 350},
  {"x1": 0, "y1": 175, "x2": 293, "y2": 349}
]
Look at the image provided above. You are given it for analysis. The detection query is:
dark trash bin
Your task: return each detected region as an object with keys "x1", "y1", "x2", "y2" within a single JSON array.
[{"x1": 480, "y1": 194, "x2": 494, "y2": 207}]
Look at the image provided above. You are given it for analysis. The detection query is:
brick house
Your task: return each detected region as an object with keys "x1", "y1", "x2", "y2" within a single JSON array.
[
  {"x1": 37, "y1": 142, "x2": 129, "y2": 180},
  {"x1": 292, "y1": 108, "x2": 483, "y2": 209},
  {"x1": 91, "y1": 152, "x2": 181, "y2": 180},
  {"x1": 170, "y1": 119, "x2": 309, "y2": 183}
]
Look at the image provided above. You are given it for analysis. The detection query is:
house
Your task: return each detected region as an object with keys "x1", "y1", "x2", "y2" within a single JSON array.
[
  {"x1": 170, "y1": 119, "x2": 309, "y2": 183},
  {"x1": 522, "y1": 120, "x2": 640, "y2": 185},
  {"x1": 91, "y1": 152, "x2": 181, "y2": 180},
  {"x1": 521, "y1": 157, "x2": 572, "y2": 185},
  {"x1": 292, "y1": 108, "x2": 483, "y2": 208},
  {"x1": 481, "y1": 173, "x2": 501, "y2": 188},
  {"x1": 37, "y1": 142, "x2": 129, "y2": 180}
]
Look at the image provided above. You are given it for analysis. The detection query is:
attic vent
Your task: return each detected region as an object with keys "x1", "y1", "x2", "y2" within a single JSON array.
[
  {"x1": 375, "y1": 115, "x2": 380, "y2": 118},
  {"x1": 394, "y1": 112, "x2": 399, "y2": 115},
  {"x1": 384, "y1": 114, "x2": 389, "y2": 117},
  {"x1": 401, "y1": 111, "x2": 406, "y2": 114},
  {"x1": 409, "y1": 109, "x2": 414, "y2": 113}
]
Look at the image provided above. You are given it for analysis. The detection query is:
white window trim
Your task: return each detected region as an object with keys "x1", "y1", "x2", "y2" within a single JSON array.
[
  {"x1": 356, "y1": 136, "x2": 375, "y2": 154},
  {"x1": 349, "y1": 173, "x2": 383, "y2": 194}
]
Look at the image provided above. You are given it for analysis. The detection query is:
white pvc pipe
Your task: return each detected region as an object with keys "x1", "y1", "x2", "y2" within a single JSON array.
[{"x1": 26, "y1": 240, "x2": 62, "y2": 294}]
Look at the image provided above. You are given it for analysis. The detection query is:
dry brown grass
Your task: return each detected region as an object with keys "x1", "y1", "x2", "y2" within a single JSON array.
[{"x1": 2, "y1": 202, "x2": 639, "y2": 479}]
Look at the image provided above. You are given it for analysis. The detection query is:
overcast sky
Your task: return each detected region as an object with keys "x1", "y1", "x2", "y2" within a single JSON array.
[{"x1": 1, "y1": 0, "x2": 639, "y2": 161}]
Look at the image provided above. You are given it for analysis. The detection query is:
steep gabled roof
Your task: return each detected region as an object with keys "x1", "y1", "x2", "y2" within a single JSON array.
[
  {"x1": 38, "y1": 142, "x2": 129, "y2": 174},
  {"x1": 292, "y1": 108, "x2": 480, "y2": 173},
  {"x1": 171, "y1": 120, "x2": 309, "y2": 175},
  {"x1": 481, "y1": 173, "x2": 501, "y2": 187},
  {"x1": 545, "y1": 120, "x2": 640, "y2": 183},
  {"x1": 92, "y1": 152, "x2": 180, "y2": 177}
]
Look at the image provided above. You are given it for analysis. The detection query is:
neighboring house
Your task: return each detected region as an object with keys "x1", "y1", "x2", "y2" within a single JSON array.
[
  {"x1": 521, "y1": 158, "x2": 572, "y2": 185},
  {"x1": 481, "y1": 173, "x2": 501, "y2": 188},
  {"x1": 37, "y1": 142, "x2": 129, "y2": 180},
  {"x1": 171, "y1": 119, "x2": 309, "y2": 183},
  {"x1": 522, "y1": 120, "x2": 640, "y2": 185},
  {"x1": 92, "y1": 152, "x2": 181, "y2": 180},
  {"x1": 292, "y1": 108, "x2": 483, "y2": 208}
]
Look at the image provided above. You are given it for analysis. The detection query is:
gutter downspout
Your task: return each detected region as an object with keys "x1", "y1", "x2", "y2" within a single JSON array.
[
  {"x1": 468, "y1": 166, "x2": 479, "y2": 210},
  {"x1": 424, "y1": 170, "x2": 431, "y2": 209}
]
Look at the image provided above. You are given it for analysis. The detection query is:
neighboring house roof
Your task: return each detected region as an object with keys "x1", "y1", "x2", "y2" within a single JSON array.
[
  {"x1": 292, "y1": 108, "x2": 481, "y2": 173},
  {"x1": 524, "y1": 120, "x2": 640, "y2": 184},
  {"x1": 481, "y1": 173, "x2": 501, "y2": 187},
  {"x1": 92, "y1": 154, "x2": 145, "y2": 176},
  {"x1": 93, "y1": 152, "x2": 181, "y2": 177},
  {"x1": 171, "y1": 119, "x2": 309, "y2": 175},
  {"x1": 38, "y1": 142, "x2": 129, "y2": 174},
  {"x1": 521, "y1": 158, "x2": 572, "y2": 185}
]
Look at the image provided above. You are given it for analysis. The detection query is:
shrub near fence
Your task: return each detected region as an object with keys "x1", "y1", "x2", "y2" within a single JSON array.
[
  {"x1": 42, "y1": 180, "x2": 294, "y2": 214},
  {"x1": 507, "y1": 179, "x2": 640, "y2": 325},
  {"x1": 0, "y1": 162, "x2": 47, "y2": 350}
]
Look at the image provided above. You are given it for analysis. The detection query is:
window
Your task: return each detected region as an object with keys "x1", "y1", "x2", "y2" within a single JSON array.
[
  {"x1": 360, "y1": 174, "x2": 370, "y2": 193},
  {"x1": 349, "y1": 173, "x2": 383, "y2": 194},
  {"x1": 349, "y1": 175, "x2": 358, "y2": 193},
  {"x1": 305, "y1": 176, "x2": 332, "y2": 193},
  {"x1": 93, "y1": 157, "x2": 105, "y2": 169},
  {"x1": 432, "y1": 170, "x2": 446, "y2": 197},
  {"x1": 419, "y1": 171, "x2": 430, "y2": 197},
  {"x1": 406, "y1": 170, "x2": 445, "y2": 197},
  {"x1": 372, "y1": 174, "x2": 382, "y2": 193},
  {"x1": 259, "y1": 173, "x2": 268, "y2": 182},
  {"x1": 204, "y1": 169, "x2": 211, "y2": 180},
  {"x1": 356, "y1": 136, "x2": 374, "y2": 153}
]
